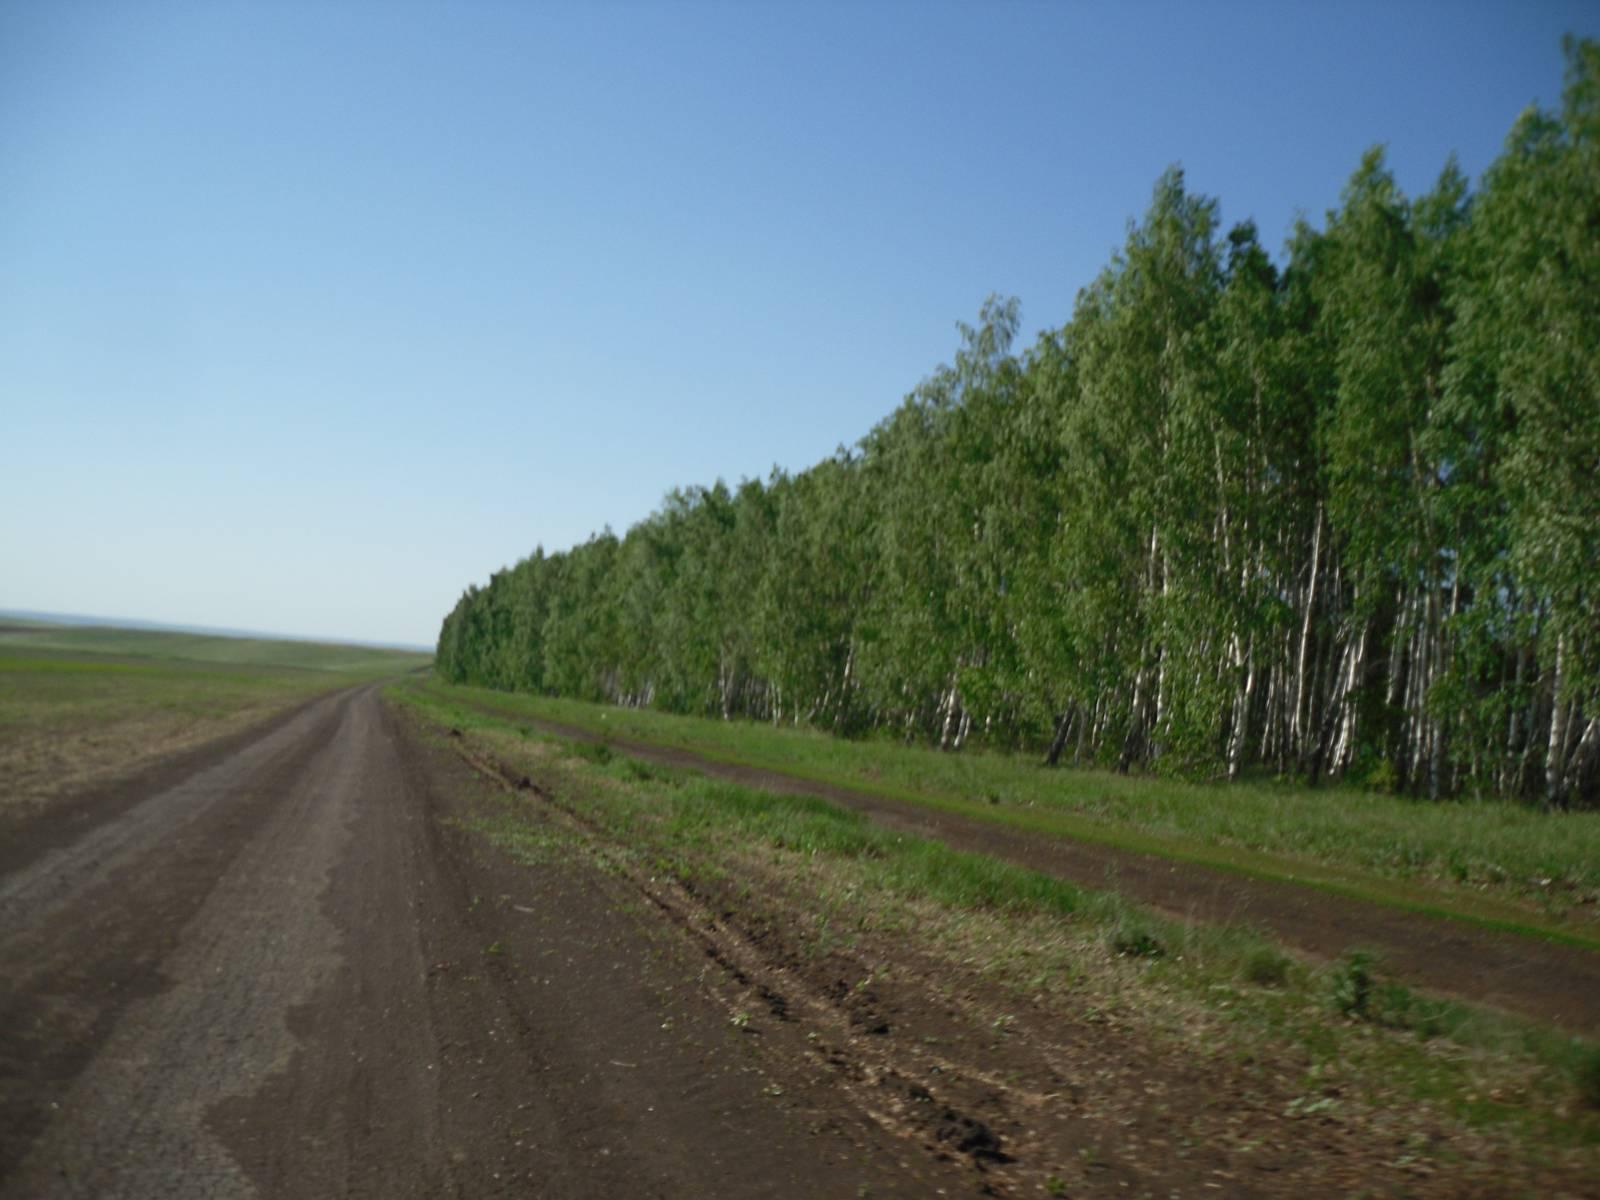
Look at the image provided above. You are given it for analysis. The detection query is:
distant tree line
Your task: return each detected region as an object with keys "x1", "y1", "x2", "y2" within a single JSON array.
[{"x1": 439, "y1": 39, "x2": 1599, "y2": 808}]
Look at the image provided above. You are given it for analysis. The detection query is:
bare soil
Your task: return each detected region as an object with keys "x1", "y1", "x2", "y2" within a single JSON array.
[
  {"x1": 0, "y1": 687, "x2": 942, "y2": 1198},
  {"x1": 467, "y1": 704, "x2": 1600, "y2": 1039}
]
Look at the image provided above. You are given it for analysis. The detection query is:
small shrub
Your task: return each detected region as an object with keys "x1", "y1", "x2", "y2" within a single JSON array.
[
  {"x1": 1408, "y1": 1003, "x2": 1449, "y2": 1041},
  {"x1": 1329, "y1": 951, "x2": 1374, "y2": 1017},
  {"x1": 1110, "y1": 920, "x2": 1165, "y2": 959},
  {"x1": 571, "y1": 740, "x2": 613, "y2": 765},
  {"x1": 1324, "y1": 955, "x2": 1452, "y2": 1036},
  {"x1": 1362, "y1": 756, "x2": 1398, "y2": 794},
  {"x1": 1241, "y1": 946, "x2": 1291, "y2": 987},
  {"x1": 1370, "y1": 981, "x2": 1427, "y2": 1031},
  {"x1": 620, "y1": 757, "x2": 666, "y2": 783}
]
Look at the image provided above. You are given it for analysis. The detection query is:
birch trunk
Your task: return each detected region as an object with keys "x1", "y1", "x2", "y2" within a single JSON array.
[
  {"x1": 1292, "y1": 504, "x2": 1324, "y2": 752},
  {"x1": 1546, "y1": 634, "x2": 1569, "y2": 809},
  {"x1": 938, "y1": 678, "x2": 961, "y2": 751},
  {"x1": 1227, "y1": 633, "x2": 1256, "y2": 781},
  {"x1": 1045, "y1": 708, "x2": 1074, "y2": 767},
  {"x1": 1566, "y1": 716, "x2": 1599, "y2": 801}
]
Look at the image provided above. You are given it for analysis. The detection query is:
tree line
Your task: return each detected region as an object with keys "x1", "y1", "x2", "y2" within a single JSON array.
[{"x1": 438, "y1": 39, "x2": 1599, "y2": 808}]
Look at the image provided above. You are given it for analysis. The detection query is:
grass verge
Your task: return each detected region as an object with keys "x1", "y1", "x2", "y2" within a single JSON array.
[{"x1": 419, "y1": 680, "x2": 1600, "y2": 947}]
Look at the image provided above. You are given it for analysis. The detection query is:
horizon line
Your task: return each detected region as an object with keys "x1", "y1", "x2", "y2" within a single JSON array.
[{"x1": 0, "y1": 607, "x2": 434, "y2": 656}]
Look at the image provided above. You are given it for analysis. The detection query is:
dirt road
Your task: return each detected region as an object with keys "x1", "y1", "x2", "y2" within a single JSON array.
[
  {"x1": 0, "y1": 687, "x2": 942, "y2": 1199},
  {"x1": 6, "y1": 686, "x2": 1597, "y2": 1199}
]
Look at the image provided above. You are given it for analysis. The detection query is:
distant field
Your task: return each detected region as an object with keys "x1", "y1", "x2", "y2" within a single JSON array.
[
  {"x1": 0, "y1": 619, "x2": 432, "y2": 674},
  {"x1": 0, "y1": 623, "x2": 430, "y2": 811}
]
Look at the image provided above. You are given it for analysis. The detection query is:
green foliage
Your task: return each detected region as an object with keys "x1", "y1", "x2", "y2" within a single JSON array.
[
  {"x1": 570, "y1": 740, "x2": 613, "y2": 766},
  {"x1": 436, "y1": 39, "x2": 1600, "y2": 809},
  {"x1": 1241, "y1": 946, "x2": 1292, "y2": 987},
  {"x1": 1325, "y1": 952, "x2": 1446, "y2": 1036},
  {"x1": 1109, "y1": 920, "x2": 1165, "y2": 960},
  {"x1": 1329, "y1": 951, "x2": 1376, "y2": 1018}
]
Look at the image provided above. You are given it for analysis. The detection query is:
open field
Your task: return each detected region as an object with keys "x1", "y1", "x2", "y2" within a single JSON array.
[
  {"x1": 0, "y1": 623, "x2": 430, "y2": 813},
  {"x1": 389, "y1": 681, "x2": 1600, "y2": 1195},
  {"x1": 0, "y1": 619, "x2": 432, "y2": 673},
  {"x1": 412, "y1": 683, "x2": 1600, "y2": 944}
]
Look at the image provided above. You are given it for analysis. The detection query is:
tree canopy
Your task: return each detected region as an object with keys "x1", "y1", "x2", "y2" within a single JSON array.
[{"x1": 438, "y1": 39, "x2": 1600, "y2": 808}]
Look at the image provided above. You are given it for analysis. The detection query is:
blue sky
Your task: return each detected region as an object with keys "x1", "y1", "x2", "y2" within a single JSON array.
[{"x1": 3, "y1": 2, "x2": 1593, "y2": 648}]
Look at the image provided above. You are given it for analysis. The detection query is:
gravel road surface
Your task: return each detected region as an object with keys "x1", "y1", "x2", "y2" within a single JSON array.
[{"x1": 0, "y1": 688, "x2": 934, "y2": 1199}]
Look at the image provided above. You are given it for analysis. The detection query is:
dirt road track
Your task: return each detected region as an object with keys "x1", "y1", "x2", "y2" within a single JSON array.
[
  {"x1": 466, "y1": 704, "x2": 1600, "y2": 1038},
  {"x1": 0, "y1": 687, "x2": 939, "y2": 1199}
]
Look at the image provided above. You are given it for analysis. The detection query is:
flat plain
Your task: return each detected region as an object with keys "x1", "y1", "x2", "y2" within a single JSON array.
[{"x1": 0, "y1": 621, "x2": 430, "y2": 816}]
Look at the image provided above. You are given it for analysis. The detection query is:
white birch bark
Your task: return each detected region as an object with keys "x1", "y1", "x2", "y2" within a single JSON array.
[
  {"x1": 1546, "y1": 634, "x2": 1569, "y2": 808},
  {"x1": 1292, "y1": 504, "x2": 1324, "y2": 753}
]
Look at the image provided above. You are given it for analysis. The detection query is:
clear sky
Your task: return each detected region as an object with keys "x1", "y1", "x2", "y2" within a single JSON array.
[{"x1": 3, "y1": 1, "x2": 1593, "y2": 648}]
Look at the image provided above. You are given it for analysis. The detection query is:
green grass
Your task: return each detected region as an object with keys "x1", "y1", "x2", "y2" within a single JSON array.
[
  {"x1": 416, "y1": 680, "x2": 1600, "y2": 946},
  {"x1": 1, "y1": 648, "x2": 322, "y2": 732},
  {"x1": 392, "y1": 681, "x2": 1600, "y2": 1158}
]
